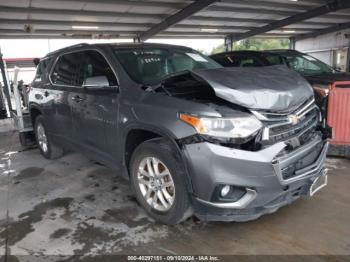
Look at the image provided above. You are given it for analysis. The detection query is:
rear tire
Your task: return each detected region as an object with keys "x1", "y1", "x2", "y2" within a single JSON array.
[
  {"x1": 130, "y1": 138, "x2": 192, "y2": 225},
  {"x1": 34, "y1": 115, "x2": 63, "y2": 159}
]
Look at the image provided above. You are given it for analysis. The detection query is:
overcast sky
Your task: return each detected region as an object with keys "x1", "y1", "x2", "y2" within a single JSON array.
[{"x1": 0, "y1": 38, "x2": 224, "y2": 58}]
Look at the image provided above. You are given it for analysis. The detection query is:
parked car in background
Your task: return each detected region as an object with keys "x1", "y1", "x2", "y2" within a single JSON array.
[
  {"x1": 210, "y1": 50, "x2": 273, "y2": 68},
  {"x1": 29, "y1": 43, "x2": 330, "y2": 224},
  {"x1": 211, "y1": 50, "x2": 350, "y2": 114},
  {"x1": 211, "y1": 50, "x2": 350, "y2": 88},
  {"x1": 262, "y1": 50, "x2": 350, "y2": 87}
]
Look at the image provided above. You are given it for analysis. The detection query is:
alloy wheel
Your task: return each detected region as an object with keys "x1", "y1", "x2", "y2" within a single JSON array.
[
  {"x1": 36, "y1": 123, "x2": 48, "y2": 153},
  {"x1": 137, "y1": 157, "x2": 175, "y2": 212}
]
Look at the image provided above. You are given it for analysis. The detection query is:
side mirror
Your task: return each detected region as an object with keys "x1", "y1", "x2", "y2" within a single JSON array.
[
  {"x1": 333, "y1": 67, "x2": 342, "y2": 72},
  {"x1": 83, "y1": 76, "x2": 110, "y2": 88}
]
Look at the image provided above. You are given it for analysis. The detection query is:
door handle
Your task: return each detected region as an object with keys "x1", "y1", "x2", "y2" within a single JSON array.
[{"x1": 71, "y1": 95, "x2": 84, "y2": 102}]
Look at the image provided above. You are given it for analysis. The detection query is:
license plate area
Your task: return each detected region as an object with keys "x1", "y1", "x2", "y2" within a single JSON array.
[{"x1": 309, "y1": 169, "x2": 328, "y2": 196}]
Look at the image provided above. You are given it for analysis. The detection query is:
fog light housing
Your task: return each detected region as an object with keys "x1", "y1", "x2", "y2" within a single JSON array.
[
  {"x1": 221, "y1": 185, "x2": 230, "y2": 197},
  {"x1": 211, "y1": 185, "x2": 247, "y2": 203}
]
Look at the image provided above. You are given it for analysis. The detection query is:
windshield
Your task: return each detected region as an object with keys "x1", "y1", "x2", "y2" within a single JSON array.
[
  {"x1": 113, "y1": 47, "x2": 221, "y2": 86},
  {"x1": 265, "y1": 52, "x2": 333, "y2": 75}
]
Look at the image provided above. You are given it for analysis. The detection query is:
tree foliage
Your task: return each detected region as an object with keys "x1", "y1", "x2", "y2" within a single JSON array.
[
  {"x1": 211, "y1": 44, "x2": 226, "y2": 55},
  {"x1": 210, "y1": 38, "x2": 290, "y2": 55}
]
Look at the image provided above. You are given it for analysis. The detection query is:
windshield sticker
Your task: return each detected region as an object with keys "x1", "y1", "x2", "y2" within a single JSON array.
[{"x1": 186, "y1": 53, "x2": 208, "y2": 62}]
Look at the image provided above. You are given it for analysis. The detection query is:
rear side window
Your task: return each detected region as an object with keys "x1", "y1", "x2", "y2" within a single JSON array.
[
  {"x1": 78, "y1": 50, "x2": 118, "y2": 87},
  {"x1": 50, "y1": 52, "x2": 81, "y2": 86}
]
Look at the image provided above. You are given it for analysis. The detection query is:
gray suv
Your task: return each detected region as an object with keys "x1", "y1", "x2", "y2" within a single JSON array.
[{"x1": 29, "y1": 43, "x2": 330, "y2": 224}]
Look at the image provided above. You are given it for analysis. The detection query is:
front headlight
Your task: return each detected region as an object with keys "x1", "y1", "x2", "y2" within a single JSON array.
[{"x1": 179, "y1": 113, "x2": 262, "y2": 139}]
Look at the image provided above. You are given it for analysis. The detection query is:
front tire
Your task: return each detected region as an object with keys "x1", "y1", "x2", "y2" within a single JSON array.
[
  {"x1": 129, "y1": 138, "x2": 192, "y2": 225},
  {"x1": 34, "y1": 115, "x2": 63, "y2": 159}
]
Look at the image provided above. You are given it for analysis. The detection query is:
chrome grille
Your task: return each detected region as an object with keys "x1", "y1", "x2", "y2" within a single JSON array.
[
  {"x1": 268, "y1": 107, "x2": 319, "y2": 144},
  {"x1": 253, "y1": 99, "x2": 326, "y2": 183},
  {"x1": 252, "y1": 99, "x2": 321, "y2": 146}
]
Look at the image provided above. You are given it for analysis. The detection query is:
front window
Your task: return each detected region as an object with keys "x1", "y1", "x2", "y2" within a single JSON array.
[
  {"x1": 78, "y1": 50, "x2": 118, "y2": 87},
  {"x1": 281, "y1": 53, "x2": 333, "y2": 75},
  {"x1": 113, "y1": 48, "x2": 221, "y2": 86}
]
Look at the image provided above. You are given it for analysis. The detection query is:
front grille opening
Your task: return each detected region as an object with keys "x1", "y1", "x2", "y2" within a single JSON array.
[
  {"x1": 292, "y1": 186, "x2": 303, "y2": 197},
  {"x1": 280, "y1": 142, "x2": 323, "y2": 180},
  {"x1": 283, "y1": 185, "x2": 289, "y2": 191}
]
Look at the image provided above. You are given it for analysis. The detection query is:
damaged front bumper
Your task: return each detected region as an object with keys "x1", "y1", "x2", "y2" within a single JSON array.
[{"x1": 183, "y1": 135, "x2": 328, "y2": 222}]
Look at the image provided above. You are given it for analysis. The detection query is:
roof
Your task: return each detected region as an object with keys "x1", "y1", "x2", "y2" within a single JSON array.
[
  {"x1": 263, "y1": 49, "x2": 304, "y2": 54},
  {"x1": 46, "y1": 42, "x2": 193, "y2": 56},
  {"x1": 0, "y1": 0, "x2": 349, "y2": 41},
  {"x1": 211, "y1": 50, "x2": 266, "y2": 57}
]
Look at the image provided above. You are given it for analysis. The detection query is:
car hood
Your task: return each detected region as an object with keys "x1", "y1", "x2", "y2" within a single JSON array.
[{"x1": 190, "y1": 65, "x2": 314, "y2": 112}]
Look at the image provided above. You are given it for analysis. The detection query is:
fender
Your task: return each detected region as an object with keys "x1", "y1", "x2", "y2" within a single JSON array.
[
  {"x1": 122, "y1": 123, "x2": 194, "y2": 193},
  {"x1": 28, "y1": 102, "x2": 43, "y2": 125}
]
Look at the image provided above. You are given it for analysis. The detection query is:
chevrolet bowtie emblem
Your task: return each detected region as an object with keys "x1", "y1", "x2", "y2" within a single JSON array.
[{"x1": 289, "y1": 114, "x2": 300, "y2": 125}]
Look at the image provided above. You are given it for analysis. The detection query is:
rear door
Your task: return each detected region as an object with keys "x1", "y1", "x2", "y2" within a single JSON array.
[
  {"x1": 49, "y1": 52, "x2": 82, "y2": 144},
  {"x1": 71, "y1": 49, "x2": 119, "y2": 163},
  {"x1": 30, "y1": 57, "x2": 54, "y2": 127}
]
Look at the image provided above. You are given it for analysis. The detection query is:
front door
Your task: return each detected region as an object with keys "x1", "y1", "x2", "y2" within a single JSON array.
[{"x1": 71, "y1": 50, "x2": 119, "y2": 164}]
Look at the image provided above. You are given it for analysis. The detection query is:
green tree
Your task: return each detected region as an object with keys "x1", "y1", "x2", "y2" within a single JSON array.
[
  {"x1": 210, "y1": 38, "x2": 290, "y2": 54},
  {"x1": 210, "y1": 44, "x2": 226, "y2": 55}
]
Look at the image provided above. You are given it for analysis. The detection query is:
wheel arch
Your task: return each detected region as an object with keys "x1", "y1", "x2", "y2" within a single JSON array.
[
  {"x1": 29, "y1": 105, "x2": 43, "y2": 127},
  {"x1": 123, "y1": 126, "x2": 193, "y2": 193}
]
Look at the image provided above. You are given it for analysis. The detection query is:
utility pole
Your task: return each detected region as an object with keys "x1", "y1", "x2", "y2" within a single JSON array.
[
  {"x1": 224, "y1": 36, "x2": 233, "y2": 52},
  {"x1": 289, "y1": 37, "x2": 296, "y2": 50}
]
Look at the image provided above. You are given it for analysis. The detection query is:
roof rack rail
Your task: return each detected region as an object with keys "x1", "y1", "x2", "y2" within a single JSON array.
[{"x1": 47, "y1": 43, "x2": 89, "y2": 56}]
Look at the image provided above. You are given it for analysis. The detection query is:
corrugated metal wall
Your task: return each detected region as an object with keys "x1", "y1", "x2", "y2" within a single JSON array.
[
  {"x1": 327, "y1": 82, "x2": 350, "y2": 145},
  {"x1": 295, "y1": 29, "x2": 350, "y2": 72}
]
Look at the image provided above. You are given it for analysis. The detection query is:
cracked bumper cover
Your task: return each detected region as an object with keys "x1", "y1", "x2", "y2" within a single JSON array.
[{"x1": 183, "y1": 135, "x2": 328, "y2": 222}]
